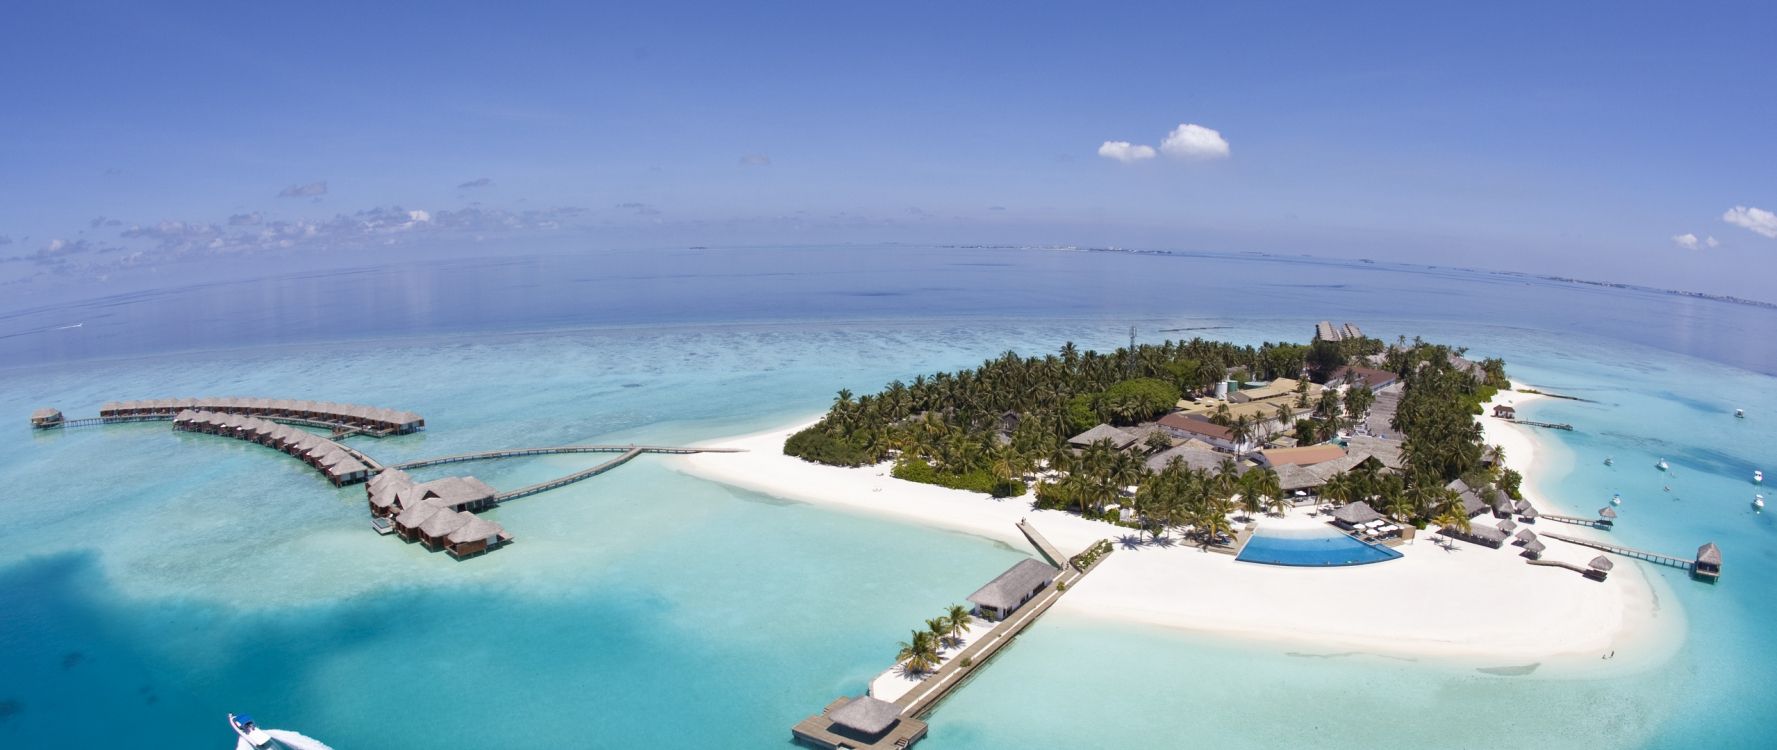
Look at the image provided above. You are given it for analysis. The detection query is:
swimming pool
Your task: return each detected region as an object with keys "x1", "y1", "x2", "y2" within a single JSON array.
[{"x1": 1235, "y1": 526, "x2": 1403, "y2": 567}]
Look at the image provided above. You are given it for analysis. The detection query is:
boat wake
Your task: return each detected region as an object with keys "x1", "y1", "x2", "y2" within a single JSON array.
[{"x1": 236, "y1": 729, "x2": 335, "y2": 750}]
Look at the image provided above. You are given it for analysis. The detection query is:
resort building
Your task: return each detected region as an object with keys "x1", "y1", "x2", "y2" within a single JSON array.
[
  {"x1": 1493, "y1": 405, "x2": 1517, "y2": 419},
  {"x1": 1327, "y1": 501, "x2": 1383, "y2": 530},
  {"x1": 1695, "y1": 543, "x2": 1722, "y2": 581},
  {"x1": 30, "y1": 408, "x2": 64, "y2": 428},
  {"x1": 1255, "y1": 443, "x2": 1346, "y2": 468},
  {"x1": 1331, "y1": 365, "x2": 1400, "y2": 392},
  {"x1": 1145, "y1": 444, "x2": 1242, "y2": 474},
  {"x1": 1155, "y1": 413, "x2": 1250, "y2": 453},
  {"x1": 1342, "y1": 435, "x2": 1405, "y2": 471},
  {"x1": 1443, "y1": 522, "x2": 1509, "y2": 549},
  {"x1": 967, "y1": 558, "x2": 1059, "y2": 622},
  {"x1": 1067, "y1": 424, "x2": 1141, "y2": 451},
  {"x1": 792, "y1": 695, "x2": 926, "y2": 750},
  {"x1": 103, "y1": 397, "x2": 424, "y2": 434},
  {"x1": 172, "y1": 410, "x2": 371, "y2": 485}
]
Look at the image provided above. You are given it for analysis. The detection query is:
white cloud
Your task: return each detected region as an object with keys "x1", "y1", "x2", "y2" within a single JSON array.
[
  {"x1": 1159, "y1": 123, "x2": 1231, "y2": 160},
  {"x1": 1672, "y1": 233, "x2": 1701, "y2": 250},
  {"x1": 1707, "y1": 235, "x2": 1720, "y2": 248},
  {"x1": 407, "y1": 209, "x2": 431, "y2": 223},
  {"x1": 1723, "y1": 205, "x2": 1777, "y2": 239},
  {"x1": 1097, "y1": 140, "x2": 1156, "y2": 163}
]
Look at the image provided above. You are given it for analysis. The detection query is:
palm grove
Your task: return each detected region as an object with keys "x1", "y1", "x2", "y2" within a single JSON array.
[{"x1": 786, "y1": 335, "x2": 1514, "y2": 543}]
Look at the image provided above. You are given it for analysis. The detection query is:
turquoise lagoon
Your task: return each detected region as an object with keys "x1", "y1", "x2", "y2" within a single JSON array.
[{"x1": 3, "y1": 247, "x2": 1777, "y2": 748}]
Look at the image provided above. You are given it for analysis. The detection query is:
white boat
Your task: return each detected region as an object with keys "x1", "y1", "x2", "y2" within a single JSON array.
[
  {"x1": 1736, "y1": 408, "x2": 1746, "y2": 419},
  {"x1": 1755, "y1": 494, "x2": 1765, "y2": 510},
  {"x1": 1756, "y1": 470, "x2": 1764, "y2": 484},
  {"x1": 229, "y1": 713, "x2": 273, "y2": 749},
  {"x1": 1611, "y1": 494, "x2": 1622, "y2": 506},
  {"x1": 1656, "y1": 458, "x2": 1669, "y2": 471},
  {"x1": 1604, "y1": 456, "x2": 1614, "y2": 466}
]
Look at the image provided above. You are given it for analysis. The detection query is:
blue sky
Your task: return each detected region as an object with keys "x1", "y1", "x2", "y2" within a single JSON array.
[{"x1": 2, "y1": 1, "x2": 1773, "y2": 301}]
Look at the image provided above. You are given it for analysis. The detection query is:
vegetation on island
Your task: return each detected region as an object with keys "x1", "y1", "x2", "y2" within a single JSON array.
[{"x1": 787, "y1": 332, "x2": 1517, "y2": 541}]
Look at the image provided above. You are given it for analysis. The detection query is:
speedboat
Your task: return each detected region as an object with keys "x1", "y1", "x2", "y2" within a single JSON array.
[
  {"x1": 1611, "y1": 493, "x2": 1622, "y2": 506},
  {"x1": 1656, "y1": 458, "x2": 1668, "y2": 471},
  {"x1": 1755, "y1": 494, "x2": 1765, "y2": 510},
  {"x1": 1736, "y1": 408, "x2": 1746, "y2": 419},
  {"x1": 1604, "y1": 456, "x2": 1614, "y2": 466},
  {"x1": 1756, "y1": 470, "x2": 1764, "y2": 484},
  {"x1": 229, "y1": 713, "x2": 273, "y2": 749}
]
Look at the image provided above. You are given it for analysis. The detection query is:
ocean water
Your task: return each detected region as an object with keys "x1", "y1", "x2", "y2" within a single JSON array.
[{"x1": 2, "y1": 246, "x2": 1775, "y2": 748}]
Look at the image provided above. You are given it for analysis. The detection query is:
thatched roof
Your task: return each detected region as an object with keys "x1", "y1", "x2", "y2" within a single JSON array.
[
  {"x1": 394, "y1": 500, "x2": 446, "y2": 529},
  {"x1": 1497, "y1": 519, "x2": 1518, "y2": 534},
  {"x1": 1460, "y1": 524, "x2": 1509, "y2": 543},
  {"x1": 1515, "y1": 528, "x2": 1538, "y2": 543},
  {"x1": 1589, "y1": 556, "x2": 1615, "y2": 572},
  {"x1": 1599, "y1": 506, "x2": 1618, "y2": 519},
  {"x1": 447, "y1": 514, "x2": 505, "y2": 544},
  {"x1": 1068, "y1": 424, "x2": 1138, "y2": 449},
  {"x1": 1145, "y1": 445, "x2": 1238, "y2": 475},
  {"x1": 830, "y1": 696, "x2": 901, "y2": 736},
  {"x1": 1523, "y1": 539, "x2": 1546, "y2": 554},
  {"x1": 1343, "y1": 435, "x2": 1405, "y2": 470},
  {"x1": 1329, "y1": 501, "x2": 1383, "y2": 525},
  {"x1": 1697, "y1": 542, "x2": 1722, "y2": 565},
  {"x1": 31, "y1": 407, "x2": 61, "y2": 420},
  {"x1": 1274, "y1": 464, "x2": 1326, "y2": 491},
  {"x1": 967, "y1": 558, "x2": 1058, "y2": 611},
  {"x1": 419, "y1": 508, "x2": 473, "y2": 538}
]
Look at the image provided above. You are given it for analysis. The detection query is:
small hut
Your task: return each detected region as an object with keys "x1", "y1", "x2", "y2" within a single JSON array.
[
  {"x1": 1521, "y1": 539, "x2": 1547, "y2": 560},
  {"x1": 1587, "y1": 555, "x2": 1615, "y2": 580},
  {"x1": 1493, "y1": 405, "x2": 1517, "y2": 419},
  {"x1": 1443, "y1": 523, "x2": 1508, "y2": 549},
  {"x1": 1694, "y1": 542, "x2": 1722, "y2": 582},
  {"x1": 1497, "y1": 518, "x2": 1518, "y2": 535},
  {"x1": 1329, "y1": 501, "x2": 1384, "y2": 530},
  {"x1": 1514, "y1": 528, "x2": 1538, "y2": 545},
  {"x1": 446, "y1": 515, "x2": 511, "y2": 558},
  {"x1": 1598, "y1": 506, "x2": 1618, "y2": 526},
  {"x1": 30, "y1": 408, "x2": 64, "y2": 428},
  {"x1": 826, "y1": 696, "x2": 903, "y2": 743}
]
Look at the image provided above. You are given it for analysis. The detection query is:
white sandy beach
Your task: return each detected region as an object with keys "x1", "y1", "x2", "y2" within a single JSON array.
[{"x1": 671, "y1": 389, "x2": 1682, "y2": 673}]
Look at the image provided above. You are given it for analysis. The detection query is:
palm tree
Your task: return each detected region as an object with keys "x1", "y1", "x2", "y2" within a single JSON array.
[
  {"x1": 896, "y1": 630, "x2": 940, "y2": 674},
  {"x1": 945, "y1": 604, "x2": 972, "y2": 648},
  {"x1": 1247, "y1": 468, "x2": 1283, "y2": 515},
  {"x1": 926, "y1": 617, "x2": 951, "y2": 654}
]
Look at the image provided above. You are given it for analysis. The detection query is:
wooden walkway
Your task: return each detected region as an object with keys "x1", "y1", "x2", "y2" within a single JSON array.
[
  {"x1": 1541, "y1": 514, "x2": 1612, "y2": 530},
  {"x1": 1016, "y1": 519, "x2": 1066, "y2": 567},
  {"x1": 1541, "y1": 531, "x2": 1694, "y2": 571},
  {"x1": 47, "y1": 413, "x2": 393, "y2": 437},
  {"x1": 1500, "y1": 418, "x2": 1575, "y2": 431},
  {"x1": 494, "y1": 448, "x2": 644, "y2": 502},
  {"x1": 385, "y1": 444, "x2": 730, "y2": 471}
]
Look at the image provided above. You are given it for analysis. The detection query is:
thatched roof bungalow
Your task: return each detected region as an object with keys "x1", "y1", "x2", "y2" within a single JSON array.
[
  {"x1": 967, "y1": 558, "x2": 1059, "y2": 621},
  {"x1": 827, "y1": 696, "x2": 903, "y2": 741},
  {"x1": 1328, "y1": 501, "x2": 1383, "y2": 529},
  {"x1": 446, "y1": 514, "x2": 512, "y2": 559},
  {"x1": 30, "y1": 407, "x2": 64, "y2": 428}
]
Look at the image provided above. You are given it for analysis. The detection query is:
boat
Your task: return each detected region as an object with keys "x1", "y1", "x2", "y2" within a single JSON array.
[
  {"x1": 1604, "y1": 456, "x2": 1614, "y2": 466},
  {"x1": 229, "y1": 713, "x2": 273, "y2": 749},
  {"x1": 1756, "y1": 470, "x2": 1764, "y2": 484},
  {"x1": 1656, "y1": 458, "x2": 1669, "y2": 471},
  {"x1": 1611, "y1": 493, "x2": 1622, "y2": 506},
  {"x1": 1736, "y1": 408, "x2": 1746, "y2": 419},
  {"x1": 1755, "y1": 494, "x2": 1765, "y2": 510}
]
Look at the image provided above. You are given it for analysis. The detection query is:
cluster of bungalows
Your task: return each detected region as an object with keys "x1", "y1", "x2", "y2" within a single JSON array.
[
  {"x1": 365, "y1": 469, "x2": 512, "y2": 559},
  {"x1": 1314, "y1": 321, "x2": 1364, "y2": 342},
  {"x1": 1154, "y1": 376, "x2": 1327, "y2": 453},
  {"x1": 173, "y1": 410, "x2": 372, "y2": 485},
  {"x1": 102, "y1": 397, "x2": 424, "y2": 434}
]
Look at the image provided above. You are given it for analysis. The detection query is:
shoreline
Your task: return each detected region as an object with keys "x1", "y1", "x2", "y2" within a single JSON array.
[{"x1": 671, "y1": 403, "x2": 1685, "y2": 674}]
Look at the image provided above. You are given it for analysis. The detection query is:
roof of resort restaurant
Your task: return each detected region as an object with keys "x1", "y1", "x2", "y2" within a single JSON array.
[
  {"x1": 1274, "y1": 463, "x2": 1325, "y2": 491},
  {"x1": 1068, "y1": 424, "x2": 1139, "y2": 449},
  {"x1": 828, "y1": 696, "x2": 902, "y2": 736},
  {"x1": 1342, "y1": 435, "x2": 1405, "y2": 471},
  {"x1": 967, "y1": 558, "x2": 1059, "y2": 612},
  {"x1": 1145, "y1": 445, "x2": 1239, "y2": 474},
  {"x1": 1156, "y1": 413, "x2": 1234, "y2": 441},
  {"x1": 1256, "y1": 444, "x2": 1346, "y2": 467},
  {"x1": 1331, "y1": 365, "x2": 1399, "y2": 390}
]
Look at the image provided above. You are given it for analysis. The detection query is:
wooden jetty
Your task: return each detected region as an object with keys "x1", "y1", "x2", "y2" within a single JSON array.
[
  {"x1": 1541, "y1": 513, "x2": 1613, "y2": 530},
  {"x1": 1501, "y1": 418, "x2": 1575, "y2": 431},
  {"x1": 386, "y1": 444, "x2": 731, "y2": 471},
  {"x1": 793, "y1": 522, "x2": 1111, "y2": 749},
  {"x1": 1541, "y1": 531, "x2": 1721, "y2": 582},
  {"x1": 495, "y1": 447, "x2": 644, "y2": 502}
]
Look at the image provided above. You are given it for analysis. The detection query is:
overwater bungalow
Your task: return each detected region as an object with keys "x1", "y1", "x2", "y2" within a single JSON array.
[
  {"x1": 1694, "y1": 542, "x2": 1722, "y2": 582},
  {"x1": 394, "y1": 501, "x2": 447, "y2": 541},
  {"x1": 1587, "y1": 556, "x2": 1615, "y2": 580},
  {"x1": 793, "y1": 695, "x2": 925, "y2": 750},
  {"x1": 1598, "y1": 506, "x2": 1618, "y2": 526},
  {"x1": 30, "y1": 408, "x2": 64, "y2": 428},
  {"x1": 445, "y1": 515, "x2": 512, "y2": 558},
  {"x1": 967, "y1": 558, "x2": 1059, "y2": 622},
  {"x1": 418, "y1": 510, "x2": 474, "y2": 549}
]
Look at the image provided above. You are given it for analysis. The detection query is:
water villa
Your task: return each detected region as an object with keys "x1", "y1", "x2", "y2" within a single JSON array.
[
  {"x1": 1695, "y1": 543, "x2": 1723, "y2": 581},
  {"x1": 33, "y1": 399, "x2": 730, "y2": 562},
  {"x1": 101, "y1": 397, "x2": 424, "y2": 435},
  {"x1": 173, "y1": 410, "x2": 372, "y2": 485},
  {"x1": 967, "y1": 558, "x2": 1060, "y2": 622}
]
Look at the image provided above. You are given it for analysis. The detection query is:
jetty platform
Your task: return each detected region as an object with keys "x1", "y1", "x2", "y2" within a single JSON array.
[
  {"x1": 792, "y1": 522, "x2": 1111, "y2": 749},
  {"x1": 1542, "y1": 531, "x2": 1721, "y2": 582}
]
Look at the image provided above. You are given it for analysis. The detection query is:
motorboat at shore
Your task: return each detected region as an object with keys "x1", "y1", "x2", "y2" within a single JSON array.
[{"x1": 230, "y1": 713, "x2": 273, "y2": 749}]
